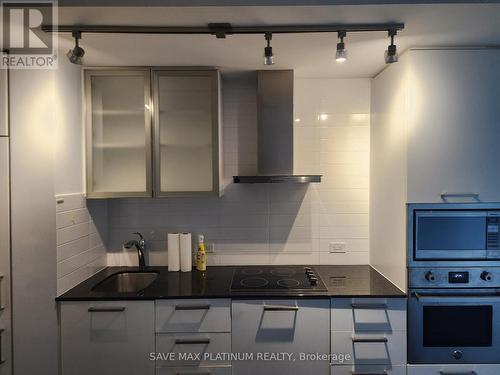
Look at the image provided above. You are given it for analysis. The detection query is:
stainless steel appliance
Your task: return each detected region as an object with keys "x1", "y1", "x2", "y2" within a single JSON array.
[
  {"x1": 230, "y1": 266, "x2": 327, "y2": 294},
  {"x1": 408, "y1": 203, "x2": 500, "y2": 365}
]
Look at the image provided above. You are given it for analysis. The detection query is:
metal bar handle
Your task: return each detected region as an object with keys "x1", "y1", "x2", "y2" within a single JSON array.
[
  {"x1": 175, "y1": 304, "x2": 211, "y2": 311},
  {"x1": 352, "y1": 336, "x2": 388, "y2": 343},
  {"x1": 440, "y1": 191, "x2": 480, "y2": 201},
  {"x1": 174, "y1": 338, "x2": 211, "y2": 345},
  {"x1": 0, "y1": 328, "x2": 5, "y2": 364},
  {"x1": 351, "y1": 371, "x2": 387, "y2": 375},
  {"x1": 0, "y1": 275, "x2": 4, "y2": 311},
  {"x1": 88, "y1": 307, "x2": 126, "y2": 313},
  {"x1": 413, "y1": 291, "x2": 500, "y2": 301},
  {"x1": 263, "y1": 305, "x2": 299, "y2": 311},
  {"x1": 351, "y1": 303, "x2": 388, "y2": 310},
  {"x1": 439, "y1": 372, "x2": 477, "y2": 375}
]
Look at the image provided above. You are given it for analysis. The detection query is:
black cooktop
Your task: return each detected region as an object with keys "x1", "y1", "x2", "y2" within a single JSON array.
[{"x1": 230, "y1": 266, "x2": 327, "y2": 293}]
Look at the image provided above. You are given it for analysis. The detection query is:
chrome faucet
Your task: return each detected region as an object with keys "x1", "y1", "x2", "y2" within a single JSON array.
[{"x1": 124, "y1": 232, "x2": 146, "y2": 269}]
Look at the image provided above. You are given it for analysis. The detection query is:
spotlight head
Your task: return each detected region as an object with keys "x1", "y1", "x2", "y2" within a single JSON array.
[
  {"x1": 67, "y1": 30, "x2": 84, "y2": 65},
  {"x1": 385, "y1": 44, "x2": 398, "y2": 64},
  {"x1": 335, "y1": 31, "x2": 347, "y2": 63},
  {"x1": 385, "y1": 29, "x2": 398, "y2": 64},
  {"x1": 263, "y1": 32, "x2": 274, "y2": 66}
]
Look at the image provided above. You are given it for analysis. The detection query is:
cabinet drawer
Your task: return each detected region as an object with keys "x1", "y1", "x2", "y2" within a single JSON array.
[
  {"x1": 156, "y1": 333, "x2": 231, "y2": 367},
  {"x1": 331, "y1": 364, "x2": 406, "y2": 375},
  {"x1": 156, "y1": 366, "x2": 232, "y2": 375},
  {"x1": 331, "y1": 331, "x2": 406, "y2": 366},
  {"x1": 331, "y1": 298, "x2": 406, "y2": 332},
  {"x1": 156, "y1": 299, "x2": 231, "y2": 333},
  {"x1": 60, "y1": 301, "x2": 155, "y2": 375},
  {"x1": 407, "y1": 364, "x2": 500, "y2": 375}
]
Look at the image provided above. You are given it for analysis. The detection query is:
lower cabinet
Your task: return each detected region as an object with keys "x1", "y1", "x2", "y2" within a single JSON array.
[
  {"x1": 232, "y1": 299, "x2": 331, "y2": 375},
  {"x1": 60, "y1": 301, "x2": 155, "y2": 375},
  {"x1": 407, "y1": 364, "x2": 500, "y2": 375}
]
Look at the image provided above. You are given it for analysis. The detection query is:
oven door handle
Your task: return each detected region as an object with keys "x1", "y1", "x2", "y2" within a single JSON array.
[
  {"x1": 439, "y1": 371, "x2": 477, "y2": 375},
  {"x1": 413, "y1": 291, "x2": 500, "y2": 301}
]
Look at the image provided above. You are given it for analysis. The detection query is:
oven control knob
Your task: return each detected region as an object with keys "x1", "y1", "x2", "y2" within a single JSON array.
[
  {"x1": 481, "y1": 271, "x2": 493, "y2": 281},
  {"x1": 425, "y1": 271, "x2": 436, "y2": 282},
  {"x1": 452, "y1": 350, "x2": 463, "y2": 360}
]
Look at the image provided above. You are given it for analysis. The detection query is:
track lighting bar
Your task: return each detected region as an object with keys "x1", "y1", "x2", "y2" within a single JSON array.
[{"x1": 42, "y1": 22, "x2": 404, "y2": 35}]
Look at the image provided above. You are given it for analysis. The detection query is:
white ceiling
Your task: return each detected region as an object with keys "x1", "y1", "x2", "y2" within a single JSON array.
[{"x1": 57, "y1": 4, "x2": 500, "y2": 78}]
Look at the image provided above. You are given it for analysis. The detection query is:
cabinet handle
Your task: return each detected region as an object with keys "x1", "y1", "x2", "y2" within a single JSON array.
[
  {"x1": 175, "y1": 304, "x2": 211, "y2": 311},
  {"x1": 0, "y1": 329, "x2": 5, "y2": 365},
  {"x1": 0, "y1": 275, "x2": 4, "y2": 311},
  {"x1": 263, "y1": 305, "x2": 299, "y2": 311},
  {"x1": 351, "y1": 336, "x2": 388, "y2": 343},
  {"x1": 176, "y1": 372, "x2": 210, "y2": 375},
  {"x1": 88, "y1": 307, "x2": 126, "y2": 313},
  {"x1": 174, "y1": 338, "x2": 211, "y2": 345},
  {"x1": 440, "y1": 191, "x2": 480, "y2": 201},
  {"x1": 439, "y1": 372, "x2": 477, "y2": 375},
  {"x1": 351, "y1": 371, "x2": 387, "y2": 375},
  {"x1": 351, "y1": 303, "x2": 388, "y2": 309}
]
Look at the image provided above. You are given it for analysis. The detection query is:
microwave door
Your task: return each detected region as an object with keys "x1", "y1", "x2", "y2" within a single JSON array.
[{"x1": 415, "y1": 211, "x2": 488, "y2": 260}]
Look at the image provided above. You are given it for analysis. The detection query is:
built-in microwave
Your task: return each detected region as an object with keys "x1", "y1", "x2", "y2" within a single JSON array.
[{"x1": 413, "y1": 210, "x2": 500, "y2": 260}]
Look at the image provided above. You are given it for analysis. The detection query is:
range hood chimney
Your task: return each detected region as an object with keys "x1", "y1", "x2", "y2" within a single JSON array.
[{"x1": 233, "y1": 70, "x2": 322, "y2": 184}]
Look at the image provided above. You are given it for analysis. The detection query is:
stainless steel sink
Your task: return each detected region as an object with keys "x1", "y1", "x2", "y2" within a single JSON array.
[{"x1": 92, "y1": 271, "x2": 159, "y2": 293}]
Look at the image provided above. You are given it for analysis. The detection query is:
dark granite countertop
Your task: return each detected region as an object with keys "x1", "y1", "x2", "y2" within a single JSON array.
[{"x1": 56, "y1": 265, "x2": 405, "y2": 301}]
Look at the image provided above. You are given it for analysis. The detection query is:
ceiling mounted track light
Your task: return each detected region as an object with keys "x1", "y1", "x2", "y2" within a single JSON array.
[
  {"x1": 385, "y1": 29, "x2": 398, "y2": 64},
  {"x1": 335, "y1": 31, "x2": 347, "y2": 63},
  {"x1": 67, "y1": 30, "x2": 84, "y2": 65},
  {"x1": 263, "y1": 32, "x2": 274, "y2": 66}
]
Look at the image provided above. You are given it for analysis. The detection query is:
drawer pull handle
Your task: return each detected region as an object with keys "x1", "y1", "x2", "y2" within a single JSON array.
[
  {"x1": 439, "y1": 372, "x2": 477, "y2": 375},
  {"x1": 0, "y1": 275, "x2": 4, "y2": 311},
  {"x1": 263, "y1": 305, "x2": 299, "y2": 311},
  {"x1": 351, "y1": 371, "x2": 387, "y2": 375},
  {"x1": 351, "y1": 303, "x2": 388, "y2": 309},
  {"x1": 440, "y1": 192, "x2": 480, "y2": 201},
  {"x1": 176, "y1": 372, "x2": 210, "y2": 375},
  {"x1": 175, "y1": 304, "x2": 211, "y2": 311},
  {"x1": 351, "y1": 336, "x2": 388, "y2": 343},
  {"x1": 174, "y1": 338, "x2": 211, "y2": 345},
  {"x1": 0, "y1": 328, "x2": 5, "y2": 365},
  {"x1": 88, "y1": 307, "x2": 126, "y2": 313}
]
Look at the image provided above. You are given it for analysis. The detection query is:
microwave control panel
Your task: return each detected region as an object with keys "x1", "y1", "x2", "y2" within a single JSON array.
[{"x1": 409, "y1": 267, "x2": 500, "y2": 288}]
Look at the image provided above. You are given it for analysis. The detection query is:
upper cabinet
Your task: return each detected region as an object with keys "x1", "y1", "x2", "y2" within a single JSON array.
[
  {"x1": 85, "y1": 68, "x2": 221, "y2": 199},
  {"x1": 153, "y1": 70, "x2": 220, "y2": 197},
  {"x1": 372, "y1": 48, "x2": 500, "y2": 204}
]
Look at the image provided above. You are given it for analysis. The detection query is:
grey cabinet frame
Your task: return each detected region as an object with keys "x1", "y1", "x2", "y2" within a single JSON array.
[
  {"x1": 152, "y1": 69, "x2": 220, "y2": 197},
  {"x1": 84, "y1": 68, "x2": 153, "y2": 198}
]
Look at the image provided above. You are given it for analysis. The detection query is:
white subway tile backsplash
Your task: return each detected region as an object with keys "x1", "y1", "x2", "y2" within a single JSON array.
[
  {"x1": 105, "y1": 77, "x2": 371, "y2": 266},
  {"x1": 56, "y1": 193, "x2": 108, "y2": 295}
]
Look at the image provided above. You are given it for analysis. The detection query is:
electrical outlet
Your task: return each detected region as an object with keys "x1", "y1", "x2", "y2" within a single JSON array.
[{"x1": 329, "y1": 242, "x2": 346, "y2": 253}]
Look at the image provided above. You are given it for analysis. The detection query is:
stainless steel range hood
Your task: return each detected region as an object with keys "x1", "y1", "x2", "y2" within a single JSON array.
[{"x1": 233, "y1": 70, "x2": 322, "y2": 184}]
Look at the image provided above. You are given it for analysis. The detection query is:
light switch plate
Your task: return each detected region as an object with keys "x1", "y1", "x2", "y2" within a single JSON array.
[{"x1": 329, "y1": 241, "x2": 346, "y2": 253}]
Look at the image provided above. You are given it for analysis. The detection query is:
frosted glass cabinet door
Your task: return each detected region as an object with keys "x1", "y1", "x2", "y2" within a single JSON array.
[
  {"x1": 85, "y1": 70, "x2": 152, "y2": 198},
  {"x1": 153, "y1": 70, "x2": 219, "y2": 196}
]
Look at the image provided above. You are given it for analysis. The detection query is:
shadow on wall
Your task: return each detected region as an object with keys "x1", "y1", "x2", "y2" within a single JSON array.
[{"x1": 105, "y1": 183, "x2": 310, "y2": 266}]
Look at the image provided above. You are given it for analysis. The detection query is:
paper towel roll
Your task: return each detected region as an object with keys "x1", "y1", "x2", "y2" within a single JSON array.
[
  {"x1": 167, "y1": 233, "x2": 180, "y2": 272},
  {"x1": 180, "y1": 232, "x2": 192, "y2": 272}
]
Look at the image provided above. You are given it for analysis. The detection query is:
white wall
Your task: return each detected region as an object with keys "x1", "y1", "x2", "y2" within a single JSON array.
[
  {"x1": 107, "y1": 76, "x2": 371, "y2": 266},
  {"x1": 369, "y1": 53, "x2": 409, "y2": 291}
]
